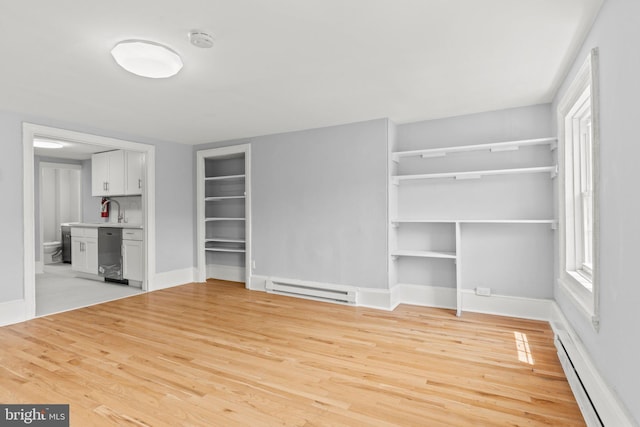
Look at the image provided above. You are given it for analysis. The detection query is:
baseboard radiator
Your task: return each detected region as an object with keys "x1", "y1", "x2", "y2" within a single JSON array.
[
  {"x1": 555, "y1": 331, "x2": 604, "y2": 426},
  {"x1": 265, "y1": 277, "x2": 356, "y2": 305}
]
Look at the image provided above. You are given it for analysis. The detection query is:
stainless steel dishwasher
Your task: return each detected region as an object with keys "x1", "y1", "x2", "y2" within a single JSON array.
[{"x1": 98, "y1": 227, "x2": 127, "y2": 284}]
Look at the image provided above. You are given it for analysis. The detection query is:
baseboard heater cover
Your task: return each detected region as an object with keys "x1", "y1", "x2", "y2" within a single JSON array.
[
  {"x1": 555, "y1": 330, "x2": 603, "y2": 426},
  {"x1": 265, "y1": 277, "x2": 356, "y2": 305}
]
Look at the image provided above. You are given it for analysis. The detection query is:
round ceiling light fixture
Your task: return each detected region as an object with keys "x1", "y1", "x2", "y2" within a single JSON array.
[{"x1": 111, "y1": 40, "x2": 183, "y2": 78}]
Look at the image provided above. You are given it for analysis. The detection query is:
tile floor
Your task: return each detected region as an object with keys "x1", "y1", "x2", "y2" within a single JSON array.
[{"x1": 36, "y1": 263, "x2": 143, "y2": 316}]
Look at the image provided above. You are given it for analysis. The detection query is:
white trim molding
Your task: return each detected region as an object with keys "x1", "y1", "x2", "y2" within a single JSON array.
[
  {"x1": 195, "y1": 144, "x2": 252, "y2": 286},
  {"x1": 556, "y1": 48, "x2": 601, "y2": 330},
  {"x1": 23, "y1": 123, "x2": 157, "y2": 321},
  {"x1": 0, "y1": 300, "x2": 27, "y2": 327},
  {"x1": 247, "y1": 277, "x2": 551, "y2": 322},
  {"x1": 152, "y1": 268, "x2": 196, "y2": 291},
  {"x1": 460, "y1": 290, "x2": 554, "y2": 321}
]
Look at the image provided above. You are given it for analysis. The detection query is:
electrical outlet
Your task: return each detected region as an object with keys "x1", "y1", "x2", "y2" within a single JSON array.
[
  {"x1": 476, "y1": 287, "x2": 491, "y2": 297},
  {"x1": 252, "y1": 260, "x2": 256, "y2": 269}
]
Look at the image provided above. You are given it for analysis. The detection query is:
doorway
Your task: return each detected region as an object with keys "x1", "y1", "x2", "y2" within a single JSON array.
[{"x1": 23, "y1": 123, "x2": 156, "y2": 319}]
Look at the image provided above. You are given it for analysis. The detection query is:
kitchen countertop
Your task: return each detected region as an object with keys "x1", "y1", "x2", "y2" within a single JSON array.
[{"x1": 63, "y1": 222, "x2": 143, "y2": 229}]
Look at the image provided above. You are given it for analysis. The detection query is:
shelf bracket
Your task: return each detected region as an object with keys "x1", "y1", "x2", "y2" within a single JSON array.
[
  {"x1": 391, "y1": 255, "x2": 399, "y2": 261},
  {"x1": 550, "y1": 165, "x2": 559, "y2": 179}
]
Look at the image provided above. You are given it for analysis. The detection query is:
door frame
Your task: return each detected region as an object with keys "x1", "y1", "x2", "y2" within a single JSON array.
[
  {"x1": 37, "y1": 161, "x2": 82, "y2": 273},
  {"x1": 23, "y1": 123, "x2": 156, "y2": 319},
  {"x1": 196, "y1": 144, "x2": 252, "y2": 285}
]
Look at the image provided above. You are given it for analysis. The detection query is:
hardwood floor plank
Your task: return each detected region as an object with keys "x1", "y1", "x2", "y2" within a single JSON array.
[{"x1": 0, "y1": 281, "x2": 585, "y2": 426}]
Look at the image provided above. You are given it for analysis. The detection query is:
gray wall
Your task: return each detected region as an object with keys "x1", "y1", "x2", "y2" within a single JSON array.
[
  {"x1": 396, "y1": 104, "x2": 553, "y2": 150},
  {"x1": 551, "y1": 0, "x2": 640, "y2": 422},
  {"x1": 0, "y1": 109, "x2": 194, "y2": 303},
  {"x1": 196, "y1": 119, "x2": 389, "y2": 289}
]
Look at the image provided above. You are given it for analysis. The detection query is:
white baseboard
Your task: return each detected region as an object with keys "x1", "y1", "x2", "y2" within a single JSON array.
[
  {"x1": 206, "y1": 264, "x2": 245, "y2": 283},
  {"x1": 153, "y1": 267, "x2": 195, "y2": 291},
  {"x1": 249, "y1": 275, "x2": 267, "y2": 291},
  {"x1": 358, "y1": 287, "x2": 394, "y2": 310},
  {"x1": 0, "y1": 299, "x2": 27, "y2": 327},
  {"x1": 551, "y1": 304, "x2": 636, "y2": 427},
  {"x1": 460, "y1": 290, "x2": 554, "y2": 321},
  {"x1": 398, "y1": 284, "x2": 457, "y2": 310},
  {"x1": 246, "y1": 279, "x2": 549, "y2": 322}
]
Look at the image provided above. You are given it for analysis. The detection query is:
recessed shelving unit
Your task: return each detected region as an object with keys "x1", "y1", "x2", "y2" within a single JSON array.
[
  {"x1": 197, "y1": 144, "x2": 251, "y2": 284},
  {"x1": 389, "y1": 136, "x2": 557, "y2": 316}
]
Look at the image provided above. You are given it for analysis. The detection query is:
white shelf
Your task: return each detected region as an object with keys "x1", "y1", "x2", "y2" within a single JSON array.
[
  {"x1": 205, "y1": 174, "x2": 245, "y2": 181},
  {"x1": 391, "y1": 250, "x2": 456, "y2": 259},
  {"x1": 205, "y1": 247, "x2": 246, "y2": 253},
  {"x1": 205, "y1": 237, "x2": 246, "y2": 243},
  {"x1": 205, "y1": 196, "x2": 245, "y2": 201},
  {"x1": 205, "y1": 217, "x2": 246, "y2": 222},
  {"x1": 392, "y1": 166, "x2": 557, "y2": 184},
  {"x1": 392, "y1": 219, "x2": 557, "y2": 224},
  {"x1": 392, "y1": 137, "x2": 557, "y2": 162}
]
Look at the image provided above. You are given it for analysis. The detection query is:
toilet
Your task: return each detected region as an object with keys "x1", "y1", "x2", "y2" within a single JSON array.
[{"x1": 43, "y1": 241, "x2": 62, "y2": 264}]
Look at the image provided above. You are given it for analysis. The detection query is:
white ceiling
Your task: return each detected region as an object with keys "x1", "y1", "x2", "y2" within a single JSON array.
[{"x1": 1, "y1": 0, "x2": 602, "y2": 146}]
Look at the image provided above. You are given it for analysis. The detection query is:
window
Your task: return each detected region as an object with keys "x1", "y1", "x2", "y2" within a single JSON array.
[{"x1": 557, "y1": 48, "x2": 600, "y2": 330}]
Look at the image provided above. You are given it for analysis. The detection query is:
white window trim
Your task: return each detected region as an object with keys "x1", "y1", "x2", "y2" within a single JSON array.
[{"x1": 556, "y1": 48, "x2": 600, "y2": 331}]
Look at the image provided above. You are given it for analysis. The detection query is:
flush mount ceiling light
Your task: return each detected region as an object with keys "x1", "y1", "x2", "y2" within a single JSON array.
[
  {"x1": 111, "y1": 40, "x2": 183, "y2": 78},
  {"x1": 33, "y1": 138, "x2": 63, "y2": 149}
]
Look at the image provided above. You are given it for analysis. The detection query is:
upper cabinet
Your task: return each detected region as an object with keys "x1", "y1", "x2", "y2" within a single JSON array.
[
  {"x1": 125, "y1": 151, "x2": 144, "y2": 195},
  {"x1": 92, "y1": 150, "x2": 144, "y2": 197}
]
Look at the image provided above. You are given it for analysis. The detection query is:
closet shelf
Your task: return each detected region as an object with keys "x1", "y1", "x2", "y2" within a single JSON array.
[
  {"x1": 205, "y1": 174, "x2": 246, "y2": 181},
  {"x1": 205, "y1": 217, "x2": 246, "y2": 222},
  {"x1": 391, "y1": 250, "x2": 457, "y2": 259},
  {"x1": 391, "y1": 219, "x2": 557, "y2": 224},
  {"x1": 205, "y1": 247, "x2": 246, "y2": 253},
  {"x1": 392, "y1": 165, "x2": 557, "y2": 184},
  {"x1": 205, "y1": 196, "x2": 246, "y2": 201},
  {"x1": 205, "y1": 238, "x2": 246, "y2": 243},
  {"x1": 392, "y1": 137, "x2": 557, "y2": 162}
]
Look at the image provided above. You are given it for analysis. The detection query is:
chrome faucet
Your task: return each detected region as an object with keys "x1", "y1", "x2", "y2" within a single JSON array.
[{"x1": 102, "y1": 198, "x2": 123, "y2": 223}]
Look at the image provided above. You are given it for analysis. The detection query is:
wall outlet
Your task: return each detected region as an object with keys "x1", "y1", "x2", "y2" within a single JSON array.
[
  {"x1": 476, "y1": 287, "x2": 491, "y2": 297},
  {"x1": 252, "y1": 260, "x2": 256, "y2": 269}
]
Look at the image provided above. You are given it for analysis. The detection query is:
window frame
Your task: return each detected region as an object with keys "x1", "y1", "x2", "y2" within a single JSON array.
[{"x1": 557, "y1": 48, "x2": 600, "y2": 331}]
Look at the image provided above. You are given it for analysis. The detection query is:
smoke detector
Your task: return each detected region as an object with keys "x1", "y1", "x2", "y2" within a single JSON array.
[{"x1": 189, "y1": 31, "x2": 214, "y2": 48}]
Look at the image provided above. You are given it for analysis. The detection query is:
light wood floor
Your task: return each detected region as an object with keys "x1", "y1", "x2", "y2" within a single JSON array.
[{"x1": 0, "y1": 280, "x2": 585, "y2": 426}]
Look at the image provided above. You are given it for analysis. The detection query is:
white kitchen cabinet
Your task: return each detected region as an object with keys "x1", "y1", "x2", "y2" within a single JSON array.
[
  {"x1": 92, "y1": 150, "x2": 125, "y2": 196},
  {"x1": 122, "y1": 229, "x2": 143, "y2": 284},
  {"x1": 71, "y1": 227, "x2": 98, "y2": 274},
  {"x1": 125, "y1": 151, "x2": 144, "y2": 195}
]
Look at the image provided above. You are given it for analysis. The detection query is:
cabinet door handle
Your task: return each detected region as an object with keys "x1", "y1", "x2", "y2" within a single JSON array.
[
  {"x1": 106, "y1": 182, "x2": 109, "y2": 191},
  {"x1": 138, "y1": 178, "x2": 142, "y2": 189}
]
